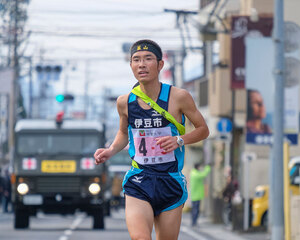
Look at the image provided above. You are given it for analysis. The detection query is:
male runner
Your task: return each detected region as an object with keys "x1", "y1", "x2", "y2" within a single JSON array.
[{"x1": 94, "y1": 39, "x2": 209, "y2": 240}]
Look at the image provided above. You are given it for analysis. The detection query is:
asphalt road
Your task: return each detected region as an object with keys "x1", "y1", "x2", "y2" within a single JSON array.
[{"x1": 0, "y1": 209, "x2": 209, "y2": 240}]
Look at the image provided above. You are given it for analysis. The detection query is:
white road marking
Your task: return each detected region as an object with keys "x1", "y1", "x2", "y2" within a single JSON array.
[
  {"x1": 58, "y1": 214, "x2": 85, "y2": 240},
  {"x1": 70, "y1": 213, "x2": 85, "y2": 230},
  {"x1": 64, "y1": 229, "x2": 72, "y2": 236},
  {"x1": 58, "y1": 236, "x2": 68, "y2": 240}
]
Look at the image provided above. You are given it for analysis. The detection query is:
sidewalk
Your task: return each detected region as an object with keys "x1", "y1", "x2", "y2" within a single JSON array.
[{"x1": 181, "y1": 212, "x2": 270, "y2": 240}]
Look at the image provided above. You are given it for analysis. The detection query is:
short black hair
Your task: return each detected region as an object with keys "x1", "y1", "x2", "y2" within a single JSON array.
[{"x1": 130, "y1": 39, "x2": 163, "y2": 60}]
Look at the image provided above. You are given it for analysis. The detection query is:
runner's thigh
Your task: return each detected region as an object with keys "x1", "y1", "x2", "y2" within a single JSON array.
[
  {"x1": 154, "y1": 205, "x2": 183, "y2": 240},
  {"x1": 125, "y1": 195, "x2": 154, "y2": 240}
]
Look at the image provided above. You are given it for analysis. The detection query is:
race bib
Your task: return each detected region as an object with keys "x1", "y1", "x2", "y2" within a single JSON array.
[{"x1": 132, "y1": 127, "x2": 175, "y2": 165}]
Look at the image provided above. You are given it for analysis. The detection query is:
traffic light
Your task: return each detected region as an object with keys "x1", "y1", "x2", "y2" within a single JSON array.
[
  {"x1": 56, "y1": 94, "x2": 64, "y2": 102},
  {"x1": 35, "y1": 65, "x2": 63, "y2": 81},
  {"x1": 64, "y1": 94, "x2": 74, "y2": 101},
  {"x1": 55, "y1": 94, "x2": 74, "y2": 103},
  {"x1": 56, "y1": 111, "x2": 64, "y2": 128}
]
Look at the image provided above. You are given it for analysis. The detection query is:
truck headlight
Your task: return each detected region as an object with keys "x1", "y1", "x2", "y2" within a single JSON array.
[
  {"x1": 89, "y1": 183, "x2": 101, "y2": 195},
  {"x1": 17, "y1": 183, "x2": 29, "y2": 195}
]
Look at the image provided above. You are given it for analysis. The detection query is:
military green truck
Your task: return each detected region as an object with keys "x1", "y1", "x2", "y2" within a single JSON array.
[{"x1": 12, "y1": 118, "x2": 110, "y2": 229}]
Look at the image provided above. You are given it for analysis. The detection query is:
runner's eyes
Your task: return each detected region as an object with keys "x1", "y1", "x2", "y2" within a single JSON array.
[{"x1": 132, "y1": 58, "x2": 155, "y2": 63}]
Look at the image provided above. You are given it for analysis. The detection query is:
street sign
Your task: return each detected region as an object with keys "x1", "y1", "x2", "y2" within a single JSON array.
[
  {"x1": 217, "y1": 118, "x2": 232, "y2": 133},
  {"x1": 217, "y1": 133, "x2": 232, "y2": 142}
]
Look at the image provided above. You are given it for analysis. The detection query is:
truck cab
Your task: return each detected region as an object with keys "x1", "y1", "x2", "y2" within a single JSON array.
[{"x1": 12, "y1": 118, "x2": 110, "y2": 229}]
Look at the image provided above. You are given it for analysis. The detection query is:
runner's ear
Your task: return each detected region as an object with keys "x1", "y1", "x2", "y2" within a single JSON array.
[{"x1": 158, "y1": 60, "x2": 164, "y2": 72}]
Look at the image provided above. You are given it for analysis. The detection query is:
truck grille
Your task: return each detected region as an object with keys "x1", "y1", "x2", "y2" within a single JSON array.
[{"x1": 36, "y1": 177, "x2": 81, "y2": 193}]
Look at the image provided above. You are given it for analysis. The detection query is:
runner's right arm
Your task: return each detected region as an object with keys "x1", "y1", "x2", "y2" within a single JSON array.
[{"x1": 94, "y1": 94, "x2": 129, "y2": 164}]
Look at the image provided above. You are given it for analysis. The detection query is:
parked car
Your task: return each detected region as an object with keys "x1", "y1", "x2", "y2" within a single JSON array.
[
  {"x1": 252, "y1": 156, "x2": 300, "y2": 227},
  {"x1": 252, "y1": 185, "x2": 269, "y2": 227}
]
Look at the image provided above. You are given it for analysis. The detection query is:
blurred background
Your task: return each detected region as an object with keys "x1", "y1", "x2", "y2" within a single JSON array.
[{"x1": 0, "y1": 0, "x2": 300, "y2": 240}]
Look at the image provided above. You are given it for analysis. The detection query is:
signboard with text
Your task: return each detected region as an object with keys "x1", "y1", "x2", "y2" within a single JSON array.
[{"x1": 231, "y1": 16, "x2": 273, "y2": 89}]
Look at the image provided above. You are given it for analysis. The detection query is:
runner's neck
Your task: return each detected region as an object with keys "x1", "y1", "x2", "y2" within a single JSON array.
[{"x1": 139, "y1": 82, "x2": 161, "y2": 100}]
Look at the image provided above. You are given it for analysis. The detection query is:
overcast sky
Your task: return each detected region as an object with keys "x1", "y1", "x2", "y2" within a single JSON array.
[{"x1": 24, "y1": 0, "x2": 202, "y2": 97}]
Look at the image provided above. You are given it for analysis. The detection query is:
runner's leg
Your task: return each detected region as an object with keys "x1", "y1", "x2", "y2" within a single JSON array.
[
  {"x1": 154, "y1": 205, "x2": 183, "y2": 240},
  {"x1": 125, "y1": 195, "x2": 154, "y2": 240}
]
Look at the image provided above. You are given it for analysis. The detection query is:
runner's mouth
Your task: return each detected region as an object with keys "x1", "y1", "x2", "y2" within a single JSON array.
[{"x1": 138, "y1": 71, "x2": 148, "y2": 75}]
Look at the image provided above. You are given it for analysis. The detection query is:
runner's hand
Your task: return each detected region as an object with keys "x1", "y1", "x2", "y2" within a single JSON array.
[
  {"x1": 156, "y1": 136, "x2": 178, "y2": 153},
  {"x1": 94, "y1": 148, "x2": 111, "y2": 165}
]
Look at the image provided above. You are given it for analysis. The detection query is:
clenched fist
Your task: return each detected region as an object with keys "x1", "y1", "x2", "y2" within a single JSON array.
[{"x1": 94, "y1": 148, "x2": 112, "y2": 165}]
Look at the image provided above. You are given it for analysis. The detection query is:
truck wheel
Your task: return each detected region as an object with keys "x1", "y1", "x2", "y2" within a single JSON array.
[
  {"x1": 14, "y1": 208, "x2": 29, "y2": 229},
  {"x1": 105, "y1": 201, "x2": 111, "y2": 216},
  {"x1": 93, "y1": 207, "x2": 104, "y2": 229}
]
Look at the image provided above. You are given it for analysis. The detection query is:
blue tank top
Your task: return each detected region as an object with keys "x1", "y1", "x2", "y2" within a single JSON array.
[{"x1": 127, "y1": 83, "x2": 185, "y2": 173}]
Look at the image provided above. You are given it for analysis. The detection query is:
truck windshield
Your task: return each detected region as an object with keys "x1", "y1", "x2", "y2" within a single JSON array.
[
  {"x1": 109, "y1": 151, "x2": 131, "y2": 165},
  {"x1": 17, "y1": 133, "x2": 99, "y2": 155}
]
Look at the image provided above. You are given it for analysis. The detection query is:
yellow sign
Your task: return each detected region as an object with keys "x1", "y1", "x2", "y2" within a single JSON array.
[{"x1": 41, "y1": 160, "x2": 76, "y2": 173}]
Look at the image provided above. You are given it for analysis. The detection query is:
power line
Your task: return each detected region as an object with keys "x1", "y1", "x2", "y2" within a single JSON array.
[
  {"x1": 25, "y1": 24, "x2": 199, "y2": 33},
  {"x1": 28, "y1": 9, "x2": 164, "y2": 16},
  {"x1": 25, "y1": 30, "x2": 200, "y2": 40}
]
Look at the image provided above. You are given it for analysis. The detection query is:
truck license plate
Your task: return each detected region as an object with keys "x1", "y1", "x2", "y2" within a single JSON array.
[
  {"x1": 41, "y1": 160, "x2": 76, "y2": 173},
  {"x1": 23, "y1": 195, "x2": 43, "y2": 205}
]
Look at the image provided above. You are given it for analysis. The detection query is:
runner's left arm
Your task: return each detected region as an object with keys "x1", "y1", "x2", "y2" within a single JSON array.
[
  {"x1": 156, "y1": 89, "x2": 209, "y2": 153},
  {"x1": 179, "y1": 89, "x2": 209, "y2": 145}
]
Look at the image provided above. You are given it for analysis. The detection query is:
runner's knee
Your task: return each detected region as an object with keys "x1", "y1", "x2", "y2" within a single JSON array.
[{"x1": 130, "y1": 232, "x2": 151, "y2": 240}]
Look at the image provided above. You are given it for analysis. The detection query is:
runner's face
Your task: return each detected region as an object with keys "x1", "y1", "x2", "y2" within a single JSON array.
[{"x1": 130, "y1": 51, "x2": 163, "y2": 83}]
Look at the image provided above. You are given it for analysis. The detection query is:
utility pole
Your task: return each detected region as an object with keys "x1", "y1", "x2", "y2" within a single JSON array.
[
  {"x1": 271, "y1": 0, "x2": 285, "y2": 239},
  {"x1": 164, "y1": 9, "x2": 198, "y2": 87},
  {"x1": 9, "y1": 0, "x2": 20, "y2": 164},
  {"x1": 1, "y1": 0, "x2": 29, "y2": 165}
]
